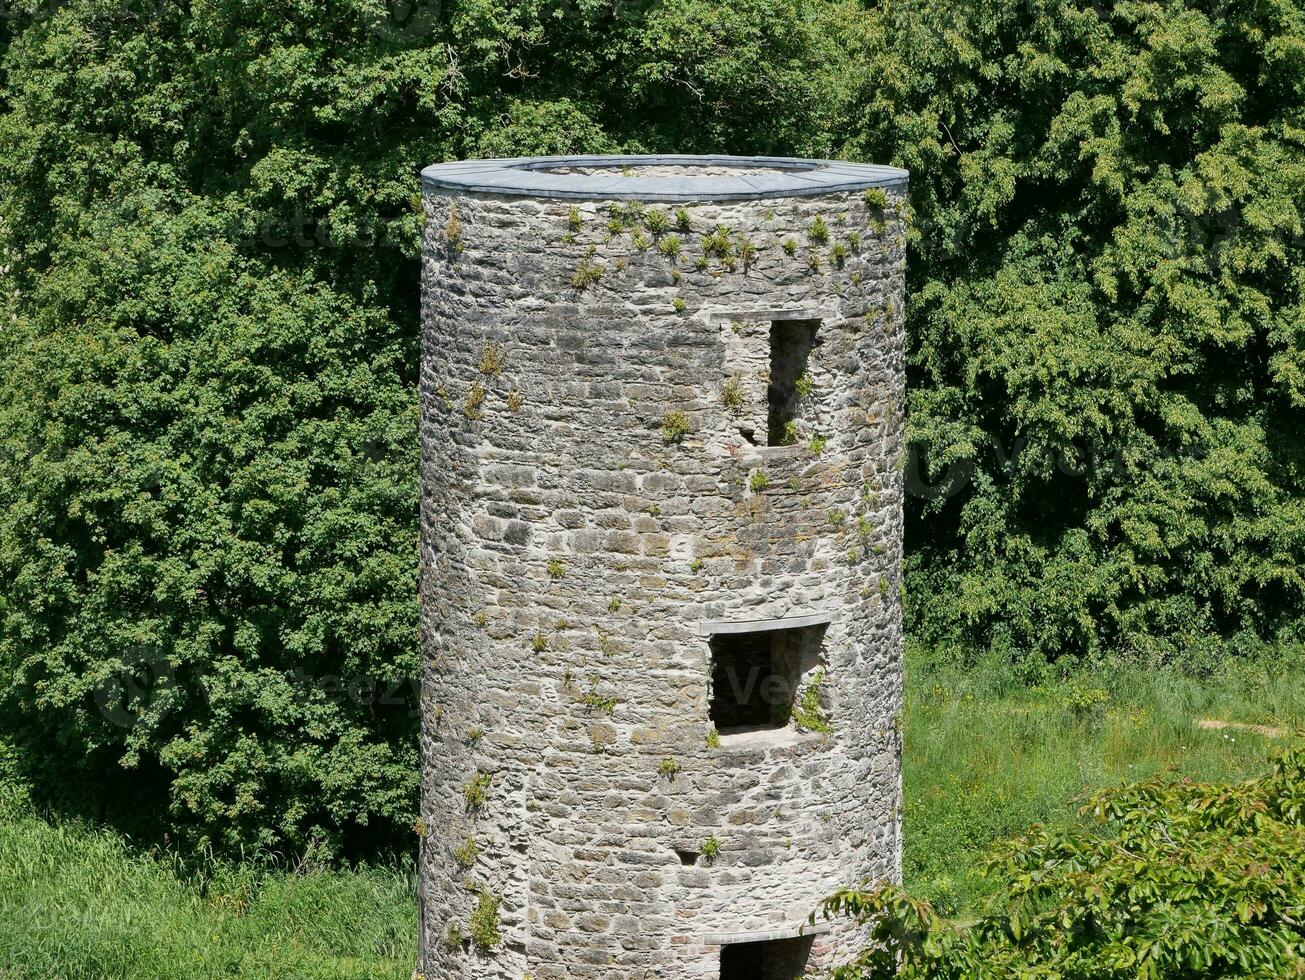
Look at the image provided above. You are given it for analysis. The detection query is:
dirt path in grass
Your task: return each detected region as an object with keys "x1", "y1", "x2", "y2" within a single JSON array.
[{"x1": 1196, "y1": 718, "x2": 1288, "y2": 739}]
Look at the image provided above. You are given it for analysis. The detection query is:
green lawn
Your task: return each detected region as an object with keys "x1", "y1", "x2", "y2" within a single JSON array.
[
  {"x1": 902, "y1": 643, "x2": 1305, "y2": 913},
  {"x1": 0, "y1": 812, "x2": 417, "y2": 978},
  {"x1": 0, "y1": 644, "x2": 1301, "y2": 975}
]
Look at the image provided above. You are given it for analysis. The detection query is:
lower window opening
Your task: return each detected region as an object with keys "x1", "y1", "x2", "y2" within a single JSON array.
[
  {"x1": 720, "y1": 935, "x2": 814, "y2": 980},
  {"x1": 708, "y1": 623, "x2": 826, "y2": 734}
]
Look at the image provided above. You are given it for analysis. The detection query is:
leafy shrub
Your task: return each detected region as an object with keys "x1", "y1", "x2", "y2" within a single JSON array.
[{"x1": 821, "y1": 742, "x2": 1305, "y2": 978}]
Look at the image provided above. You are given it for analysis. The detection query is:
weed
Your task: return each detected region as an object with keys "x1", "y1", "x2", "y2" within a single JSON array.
[
  {"x1": 452, "y1": 836, "x2": 479, "y2": 869},
  {"x1": 795, "y1": 372, "x2": 814, "y2": 399},
  {"x1": 706, "y1": 727, "x2": 721, "y2": 749},
  {"x1": 673, "y1": 297, "x2": 686, "y2": 314},
  {"x1": 699, "y1": 836, "x2": 721, "y2": 861},
  {"x1": 658, "y1": 758, "x2": 680, "y2": 778},
  {"x1": 808, "y1": 433, "x2": 827, "y2": 454},
  {"x1": 506, "y1": 390, "x2": 524, "y2": 412},
  {"x1": 792, "y1": 670, "x2": 831, "y2": 733},
  {"x1": 863, "y1": 187, "x2": 889, "y2": 210},
  {"x1": 546, "y1": 558, "x2": 565, "y2": 578},
  {"x1": 808, "y1": 216, "x2": 829, "y2": 244},
  {"x1": 531, "y1": 631, "x2": 548, "y2": 653},
  {"x1": 661, "y1": 411, "x2": 690, "y2": 444},
  {"x1": 644, "y1": 208, "x2": 670, "y2": 235},
  {"x1": 749, "y1": 470, "x2": 769, "y2": 493},
  {"x1": 567, "y1": 206, "x2": 583, "y2": 232},
  {"x1": 463, "y1": 773, "x2": 491, "y2": 813},
  {"x1": 608, "y1": 598, "x2": 622, "y2": 612},
  {"x1": 781, "y1": 237, "x2": 798, "y2": 256},
  {"x1": 468, "y1": 891, "x2": 500, "y2": 951},
  {"x1": 659, "y1": 234, "x2": 682, "y2": 259},
  {"x1": 478, "y1": 341, "x2": 505, "y2": 376},
  {"x1": 675, "y1": 207, "x2": 691, "y2": 231},
  {"x1": 721, "y1": 375, "x2": 744, "y2": 412},
  {"x1": 463, "y1": 382, "x2": 485, "y2": 420}
]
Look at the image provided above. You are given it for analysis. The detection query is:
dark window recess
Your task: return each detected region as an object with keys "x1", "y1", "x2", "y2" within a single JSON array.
[
  {"x1": 676, "y1": 849, "x2": 699, "y2": 866},
  {"x1": 767, "y1": 319, "x2": 819, "y2": 445},
  {"x1": 708, "y1": 623, "x2": 826, "y2": 733},
  {"x1": 720, "y1": 936, "x2": 815, "y2": 980}
]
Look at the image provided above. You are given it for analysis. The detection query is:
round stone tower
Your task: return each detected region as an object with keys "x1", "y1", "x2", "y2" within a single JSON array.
[{"x1": 418, "y1": 155, "x2": 908, "y2": 980}]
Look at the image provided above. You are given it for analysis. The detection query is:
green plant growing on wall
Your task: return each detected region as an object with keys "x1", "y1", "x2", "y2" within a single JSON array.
[
  {"x1": 781, "y1": 237, "x2": 798, "y2": 256},
  {"x1": 830, "y1": 242, "x2": 848, "y2": 267},
  {"x1": 546, "y1": 558, "x2": 566, "y2": 578},
  {"x1": 468, "y1": 890, "x2": 501, "y2": 952},
  {"x1": 782, "y1": 419, "x2": 799, "y2": 445},
  {"x1": 582, "y1": 684, "x2": 618, "y2": 716},
  {"x1": 701, "y1": 224, "x2": 733, "y2": 260},
  {"x1": 463, "y1": 773, "x2": 491, "y2": 813},
  {"x1": 632, "y1": 230, "x2": 651, "y2": 251},
  {"x1": 444, "y1": 207, "x2": 461, "y2": 243},
  {"x1": 791, "y1": 670, "x2": 831, "y2": 733},
  {"x1": 673, "y1": 297, "x2": 686, "y2": 313},
  {"x1": 479, "y1": 342, "x2": 506, "y2": 376},
  {"x1": 644, "y1": 208, "x2": 670, "y2": 235},
  {"x1": 658, "y1": 757, "x2": 680, "y2": 778},
  {"x1": 675, "y1": 208, "x2": 691, "y2": 232},
  {"x1": 572, "y1": 246, "x2": 604, "y2": 289},
  {"x1": 608, "y1": 598, "x2": 622, "y2": 612},
  {"x1": 749, "y1": 470, "x2": 769, "y2": 493},
  {"x1": 446, "y1": 922, "x2": 463, "y2": 946},
  {"x1": 794, "y1": 372, "x2": 814, "y2": 399},
  {"x1": 689, "y1": 557, "x2": 704, "y2": 573},
  {"x1": 808, "y1": 216, "x2": 829, "y2": 244},
  {"x1": 738, "y1": 237, "x2": 757, "y2": 265},
  {"x1": 531, "y1": 631, "x2": 549, "y2": 653},
  {"x1": 506, "y1": 390, "x2": 524, "y2": 412},
  {"x1": 862, "y1": 187, "x2": 888, "y2": 210},
  {"x1": 808, "y1": 433, "x2": 827, "y2": 454},
  {"x1": 463, "y1": 382, "x2": 485, "y2": 420},
  {"x1": 694, "y1": 255, "x2": 709, "y2": 271},
  {"x1": 706, "y1": 727, "x2": 721, "y2": 749},
  {"x1": 661, "y1": 411, "x2": 690, "y2": 444},
  {"x1": 658, "y1": 234, "x2": 682, "y2": 260},
  {"x1": 721, "y1": 375, "x2": 744, "y2": 411},
  {"x1": 828, "y1": 510, "x2": 846, "y2": 527},
  {"x1": 452, "y1": 836, "x2": 480, "y2": 869},
  {"x1": 567, "y1": 206, "x2": 583, "y2": 232},
  {"x1": 699, "y1": 836, "x2": 721, "y2": 862}
]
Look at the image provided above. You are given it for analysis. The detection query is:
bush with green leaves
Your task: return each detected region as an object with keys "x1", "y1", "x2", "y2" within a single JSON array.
[{"x1": 820, "y1": 742, "x2": 1305, "y2": 978}]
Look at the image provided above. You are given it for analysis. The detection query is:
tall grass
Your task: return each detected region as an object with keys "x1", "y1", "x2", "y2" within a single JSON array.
[
  {"x1": 0, "y1": 810, "x2": 416, "y2": 978},
  {"x1": 902, "y1": 643, "x2": 1305, "y2": 913}
]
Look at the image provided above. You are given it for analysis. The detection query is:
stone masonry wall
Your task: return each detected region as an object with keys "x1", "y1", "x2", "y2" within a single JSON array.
[{"x1": 418, "y1": 178, "x2": 907, "y2": 980}]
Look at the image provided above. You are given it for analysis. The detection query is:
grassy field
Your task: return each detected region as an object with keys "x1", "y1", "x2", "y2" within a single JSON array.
[
  {"x1": 903, "y1": 643, "x2": 1305, "y2": 913},
  {"x1": 0, "y1": 810, "x2": 417, "y2": 978},
  {"x1": 0, "y1": 644, "x2": 1301, "y2": 976}
]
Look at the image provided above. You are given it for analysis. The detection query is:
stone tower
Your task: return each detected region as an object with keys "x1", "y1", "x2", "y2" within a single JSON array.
[{"x1": 418, "y1": 155, "x2": 908, "y2": 980}]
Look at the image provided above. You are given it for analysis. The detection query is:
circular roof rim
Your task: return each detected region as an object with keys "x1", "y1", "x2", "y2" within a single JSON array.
[{"x1": 420, "y1": 154, "x2": 909, "y2": 202}]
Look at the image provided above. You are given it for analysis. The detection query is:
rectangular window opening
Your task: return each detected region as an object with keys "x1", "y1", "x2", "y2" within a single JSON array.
[
  {"x1": 720, "y1": 935, "x2": 815, "y2": 980},
  {"x1": 708, "y1": 623, "x2": 826, "y2": 735},
  {"x1": 767, "y1": 319, "x2": 820, "y2": 446}
]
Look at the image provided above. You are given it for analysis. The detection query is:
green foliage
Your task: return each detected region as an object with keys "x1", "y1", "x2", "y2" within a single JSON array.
[
  {"x1": 705, "y1": 727, "x2": 721, "y2": 749},
  {"x1": 657, "y1": 757, "x2": 680, "y2": 778},
  {"x1": 749, "y1": 470, "x2": 770, "y2": 493},
  {"x1": 451, "y1": 836, "x2": 479, "y2": 870},
  {"x1": 824, "y1": 741, "x2": 1305, "y2": 978},
  {"x1": 791, "y1": 670, "x2": 831, "y2": 734},
  {"x1": 699, "y1": 836, "x2": 721, "y2": 861},
  {"x1": 721, "y1": 375, "x2": 744, "y2": 411},
  {"x1": 661, "y1": 411, "x2": 691, "y2": 444},
  {"x1": 463, "y1": 773, "x2": 491, "y2": 813},
  {"x1": 862, "y1": 187, "x2": 888, "y2": 210},
  {"x1": 0, "y1": 811, "x2": 416, "y2": 977},
  {"x1": 658, "y1": 234, "x2": 682, "y2": 259},
  {"x1": 902, "y1": 643, "x2": 1305, "y2": 916},
  {"x1": 468, "y1": 890, "x2": 501, "y2": 952},
  {"x1": 546, "y1": 558, "x2": 566, "y2": 579},
  {"x1": 838, "y1": 0, "x2": 1305, "y2": 659},
  {"x1": 794, "y1": 372, "x2": 815, "y2": 399},
  {"x1": 807, "y1": 216, "x2": 829, "y2": 243},
  {"x1": 781, "y1": 237, "x2": 798, "y2": 256}
]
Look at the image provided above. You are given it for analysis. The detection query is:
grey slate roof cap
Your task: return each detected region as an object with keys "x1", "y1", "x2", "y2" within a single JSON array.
[{"x1": 421, "y1": 154, "x2": 908, "y2": 202}]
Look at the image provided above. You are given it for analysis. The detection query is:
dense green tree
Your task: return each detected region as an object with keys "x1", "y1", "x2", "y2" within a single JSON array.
[
  {"x1": 0, "y1": 0, "x2": 855, "y2": 854},
  {"x1": 836, "y1": 0, "x2": 1305, "y2": 663}
]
